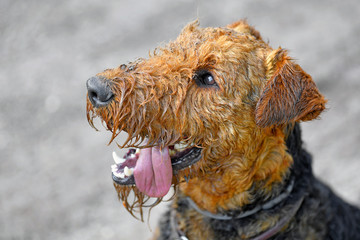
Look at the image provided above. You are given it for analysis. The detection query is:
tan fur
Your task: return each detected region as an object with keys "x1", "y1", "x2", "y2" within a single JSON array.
[{"x1": 86, "y1": 20, "x2": 327, "y2": 237}]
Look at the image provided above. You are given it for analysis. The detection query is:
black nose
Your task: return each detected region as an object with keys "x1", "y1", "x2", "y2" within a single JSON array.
[{"x1": 86, "y1": 76, "x2": 114, "y2": 107}]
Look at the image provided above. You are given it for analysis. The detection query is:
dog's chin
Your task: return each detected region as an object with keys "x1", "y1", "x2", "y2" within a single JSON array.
[{"x1": 111, "y1": 144, "x2": 202, "y2": 187}]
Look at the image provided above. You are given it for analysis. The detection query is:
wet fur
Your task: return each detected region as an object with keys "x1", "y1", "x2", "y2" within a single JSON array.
[
  {"x1": 156, "y1": 124, "x2": 360, "y2": 239},
  {"x1": 87, "y1": 20, "x2": 360, "y2": 239}
]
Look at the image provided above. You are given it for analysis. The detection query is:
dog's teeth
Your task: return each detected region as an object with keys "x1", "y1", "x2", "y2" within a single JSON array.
[
  {"x1": 112, "y1": 151, "x2": 125, "y2": 164},
  {"x1": 135, "y1": 148, "x2": 140, "y2": 154},
  {"x1": 174, "y1": 143, "x2": 182, "y2": 150},
  {"x1": 174, "y1": 143, "x2": 188, "y2": 150},
  {"x1": 111, "y1": 164, "x2": 118, "y2": 171},
  {"x1": 124, "y1": 166, "x2": 130, "y2": 176},
  {"x1": 114, "y1": 171, "x2": 125, "y2": 178},
  {"x1": 124, "y1": 166, "x2": 133, "y2": 176}
]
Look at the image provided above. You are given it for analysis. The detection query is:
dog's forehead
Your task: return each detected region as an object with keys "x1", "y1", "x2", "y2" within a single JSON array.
[
  {"x1": 173, "y1": 23, "x2": 252, "y2": 49},
  {"x1": 148, "y1": 23, "x2": 265, "y2": 71},
  {"x1": 102, "y1": 22, "x2": 268, "y2": 83}
]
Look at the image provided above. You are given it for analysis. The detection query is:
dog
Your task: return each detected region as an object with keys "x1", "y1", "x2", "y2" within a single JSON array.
[{"x1": 86, "y1": 20, "x2": 360, "y2": 239}]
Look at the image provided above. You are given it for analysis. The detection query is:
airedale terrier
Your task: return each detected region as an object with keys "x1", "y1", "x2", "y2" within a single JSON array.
[{"x1": 86, "y1": 20, "x2": 360, "y2": 239}]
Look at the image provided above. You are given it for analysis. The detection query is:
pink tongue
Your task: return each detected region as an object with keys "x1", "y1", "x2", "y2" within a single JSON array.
[{"x1": 133, "y1": 146, "x2": 173, "y2": 198}]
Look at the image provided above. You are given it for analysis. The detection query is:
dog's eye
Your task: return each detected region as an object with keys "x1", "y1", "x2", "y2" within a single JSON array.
[{"x1": 194, "y1": 70, "x2": 218, "y2": 88}]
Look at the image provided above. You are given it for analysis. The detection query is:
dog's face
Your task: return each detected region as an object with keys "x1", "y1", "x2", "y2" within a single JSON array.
[{"x1": 86, "y1": 20, "x2": 326, "y2": 215}]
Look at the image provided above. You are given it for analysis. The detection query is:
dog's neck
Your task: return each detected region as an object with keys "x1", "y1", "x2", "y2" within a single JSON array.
[
  {"x1": 179, "y1": 123, "x2": 306, "y2": 213},
  {"x1": 172, "y1": 193, "x2": 305, "y2": 240},
  {"x1": 173, "y1": 123, "x2": 311, "y2": 239},
  {"x1": 184, "y1": 176, "x2": 295, "y2": 220}
]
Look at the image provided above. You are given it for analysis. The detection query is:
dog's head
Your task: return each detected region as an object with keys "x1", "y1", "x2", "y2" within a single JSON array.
[{"x1": 86, "y1": 20, "x2": 326, "y2": 217}]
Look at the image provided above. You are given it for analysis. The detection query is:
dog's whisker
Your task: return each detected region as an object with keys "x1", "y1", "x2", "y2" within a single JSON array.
[{"x1": 86, "y1": 19, "x2": 360, "y2": 239}]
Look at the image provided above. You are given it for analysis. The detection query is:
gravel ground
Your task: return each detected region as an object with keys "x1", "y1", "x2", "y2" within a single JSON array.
[{"x1": 1, "y1": 1, "x2": 359, "y2": 239}]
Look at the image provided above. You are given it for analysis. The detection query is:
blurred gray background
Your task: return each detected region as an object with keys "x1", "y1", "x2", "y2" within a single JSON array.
[{"x1": 1, "y1": 0, "x2": 360, "y2": 239}]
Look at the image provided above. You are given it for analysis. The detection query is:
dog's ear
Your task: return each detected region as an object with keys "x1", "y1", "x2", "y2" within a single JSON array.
[
  {"x1": 255, "y1": 48, "x2": 327, "y2": 128},
  {"x1": 227, "y1": 20, "x2": 262, "y2": 40}
]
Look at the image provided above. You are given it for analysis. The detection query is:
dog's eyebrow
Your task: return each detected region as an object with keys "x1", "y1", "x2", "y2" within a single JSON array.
[{"x1": 86, "y1": 19, "x2": 360, "y2": 240}]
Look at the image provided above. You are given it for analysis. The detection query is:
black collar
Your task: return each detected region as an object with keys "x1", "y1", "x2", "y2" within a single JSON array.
[
  {"x1": 171, "y1": 124, "x2": 309, "y2": 239},
  {"x1": 171, "y1": 177, "x2": 305, "y2": 240},
  {"x1": 186, "y1": 177, "x2": 295, "y2": 220}
]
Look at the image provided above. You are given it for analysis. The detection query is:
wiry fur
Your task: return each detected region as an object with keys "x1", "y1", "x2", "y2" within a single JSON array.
[{"x1": 86, "y1": 20, "x2": 360, "y2": 239}]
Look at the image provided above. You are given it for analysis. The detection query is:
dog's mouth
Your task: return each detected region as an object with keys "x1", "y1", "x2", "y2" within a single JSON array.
[{"x1": 111, "y1": 142, "x2": 202, "y2": 198}]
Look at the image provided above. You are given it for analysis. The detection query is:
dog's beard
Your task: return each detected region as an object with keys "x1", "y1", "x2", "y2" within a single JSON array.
[
  {"x1": 113, "y1": 165, "x2": 198, "y2": 221},
  {"x1": 113, "y1": 184, "x2": 169, "y2": 221},
  {"x1": 86, "y1": 94, "x2": 206, "y2": 220}
]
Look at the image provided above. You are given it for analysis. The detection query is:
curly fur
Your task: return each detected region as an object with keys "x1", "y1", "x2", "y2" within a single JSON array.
[{"x1": 86, "y1": 20, "x2": 360, "y2": 239}]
